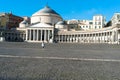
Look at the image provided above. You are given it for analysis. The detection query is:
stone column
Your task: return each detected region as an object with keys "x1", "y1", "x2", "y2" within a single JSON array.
[
  {"x1": 80, "y1": 34, "x2": 81, "y2": 43},
  {"x1": 69, "y1": 35, "x2": 71, "y2": 42},
  {"x1": 26, "y1": 29, "x2": 28, "y2": 41},
  {"x1": 74, "y1": 35, "x2": 76, "y2": 42},
  {"x1": 68, "y1": 35, "x2": 70, "y2": 43},
  {"x1": 93, "y1": 34, "x2": 94, "y2": 43},
  {"x1": 84, "y1": 34, "x2": 86, "y2": 43},
  {"x1": 46, "y1": 30, "x2": 48, "y2": 42},
  {"x1": 90, "y1": 34, "x2": 92, "y2": 43},
  {"x1": 95, "y1": 34, "x2": 97, "y2": 43},
  {"x1": 72, "y1": 35, "x2": 74, "y2": 42},
  {"x1": 72, "y1": 35, "x2": 73, "y2": 42},
  {"x1": 77, "y1": 34, "x2": 79, "y2": 43},
  {"x1": 93, "y1": 34, "x2": 95, "y2": 43},
  {"x1": 62, "y1": 35, "x2": 63, "y2": 42},
  {"x1": 107, "y1": 32, "x2": 109, "y2": 43},
  {"x1": 33, "y1": 30, "x2": 36, "y2": 41},
  {"x1": 100, "y1": 33, "x2": 102, "y2": 43},
  {"x1": 104, "y1": 32, "x2": 106, "y2": 43},
  {"x1": 41, "y1": 30, "x2": 43, "y2": 41},
  {"x1": 79, "y1": 34, "x2": 80, "y2": 43},
  {"x1": 65, "y1": 35, "x2": 66, "y2": 42},
  {"x1": 58, "y1": 35, "x2": 60, "y2": 42},
  {"x1": 52, "y1": 29, "x2": 54, "y2": 43},
  {"x1": 116, "y1": 30, "x2": 118, "y2": 44},
  {"x1": 88, "y1": 33, "x2": 90, "y2": 43},
  {"x1": 112, "y1": 31, "x2": 114, "y2": 44},
  {"x1": 29, "y1": 29, "x2": 31, "y2": 41},
  {"x1": 44, "y1": 30, "x2": 46, "y2": 42},
  {"x1": 34, "y1": 30, "x2": 36, "y2": 41},
  {"x1": 109, "y1": 32, "x2": 111, "y2": 44},
  {"x1": 97, "y1": 33, "x2": 99, "y2": 43},
  {"x1": 92, "y1": 34, "x2": 93, "y2": 43},
  {"x1": 83, "y1": 34, "x2": 84, "y2": 43},
  {"x1": 101, "y1": 33, "x2": 103, "y2": 43},
  {"x1": 109, "y1": 32, "x2": 111, "y2": 43},
  {"x1": 48, "y1": 30, "x2": 50, "y2": 42},
  {"x1": 37, "y1": 30, "x2": 39, "y2": 41}
]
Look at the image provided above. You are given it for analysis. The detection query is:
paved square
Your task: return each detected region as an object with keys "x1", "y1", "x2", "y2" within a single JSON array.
[{"x1": 0, "y1": 42, "x2": 120, "y2": 80}]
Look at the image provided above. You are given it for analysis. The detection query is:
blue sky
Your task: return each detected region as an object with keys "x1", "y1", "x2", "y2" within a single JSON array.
[{"x1": 0, "y1": 0, "x2": 120, "y2": 21}]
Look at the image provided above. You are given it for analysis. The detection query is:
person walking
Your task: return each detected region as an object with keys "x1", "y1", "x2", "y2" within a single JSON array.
[{"x1": 41, "y1": 41, "x2": 45, "y2": 48}]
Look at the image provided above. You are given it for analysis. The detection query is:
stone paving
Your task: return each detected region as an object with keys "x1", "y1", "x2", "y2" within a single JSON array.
[{"x1": 0, "y1": 42, "x2": 120, "y2": 80}]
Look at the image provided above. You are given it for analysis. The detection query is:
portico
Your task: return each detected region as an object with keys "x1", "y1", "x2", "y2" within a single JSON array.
[{"x1": 26, "y1": 28, "x2": 53, "y2": 43}]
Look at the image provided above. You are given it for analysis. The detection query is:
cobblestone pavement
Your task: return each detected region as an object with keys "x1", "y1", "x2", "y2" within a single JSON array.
[{"x1": 0, "y1": 42, "x2": 120, "y2": 80}]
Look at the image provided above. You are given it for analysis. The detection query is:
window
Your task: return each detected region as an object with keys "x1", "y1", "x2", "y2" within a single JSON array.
[
  {"x1": 99, "y1": 26, "x2": 101, "y2": 28},
  {"x1": 95, "y1": 22, "x2": 97, "y2": 25},
  {"x1": 95, "y1": 26, "x2": 97, "y2": 29},
  {"x1": 89, "y1": 22, "x2": 93, "y2": 24},
  {"x1": 99, "y1": 22, "x2": 101, "y2": 25},
  {"x1": 117, "y1": 15, "x2": 120, "y2": 19},
  {"x1": 89, "y1": 26, "x2": 91, "y2": 29}
]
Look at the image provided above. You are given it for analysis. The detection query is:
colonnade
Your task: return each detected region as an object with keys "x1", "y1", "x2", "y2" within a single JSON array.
[
  {"x1": 4, "y1": 32, "x2": 25, "y2": 41},
  {"x1": 26, "y1": 29, "x2": 53, "y2": 42},
  {"x1": 55, "y1": 30, "x2": 120, "y2": 44}
]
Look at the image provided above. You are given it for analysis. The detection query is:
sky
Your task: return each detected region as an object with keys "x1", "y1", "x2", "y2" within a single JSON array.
[{"x1": 0, "y1": 0, "x2": 120, "y2": 22}]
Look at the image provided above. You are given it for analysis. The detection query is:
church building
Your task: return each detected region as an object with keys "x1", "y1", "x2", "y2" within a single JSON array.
[{"x1": 1, "y1": 5, "x2": 120, "y2": 44}]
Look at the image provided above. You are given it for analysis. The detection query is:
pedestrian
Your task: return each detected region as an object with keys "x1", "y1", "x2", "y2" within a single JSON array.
[{"x1": 41, "y1": 41, "x2": 45, "y2": 48}]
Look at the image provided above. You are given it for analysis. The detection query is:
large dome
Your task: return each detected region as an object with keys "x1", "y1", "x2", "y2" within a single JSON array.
[
  {"x1": 32, "y1": 6, "x2": 60, "y2": 16},
  {"x1": 31, "y1": 5, "x2": 62, "y2": 24}
]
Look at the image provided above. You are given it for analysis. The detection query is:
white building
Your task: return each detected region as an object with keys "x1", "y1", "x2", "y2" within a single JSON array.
[
  {"x1": 111, "y1": 13, "x2": 120, "y2": 26},
  {"x1": 1, "y1": 5, "x2": 120, "y2": 44},
  {"x1": 67, "y1": 15, "x2": 106, "y2": 30},
  {"x1": 93, "y1": 15, "x2": 106, "y2": 29}
]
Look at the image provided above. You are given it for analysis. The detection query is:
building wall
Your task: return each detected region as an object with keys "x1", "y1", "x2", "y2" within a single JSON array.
[
  {"x1": 67, "y1": 15, "x2": 106, "y2": 31},
  {"x1": 7, "y1": 13, "x2": 23, "y2": 29},
  {"x1": 93, "y1": 15, "x2": 106, "y2": 29},
  {"x1": 0, "y1": 13, "x2": 9, "y2": 29},
  {"x1": 0, "y1": 13, "x2": 23, "y2": 29},
  {"x1": 78, "y1": 20, "x2": 93, "y2": 30}
]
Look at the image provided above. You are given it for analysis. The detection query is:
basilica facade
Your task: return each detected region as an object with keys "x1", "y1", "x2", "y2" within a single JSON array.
[{"x1": 1, "y1": 5, "x2": 120, "y2": 44}]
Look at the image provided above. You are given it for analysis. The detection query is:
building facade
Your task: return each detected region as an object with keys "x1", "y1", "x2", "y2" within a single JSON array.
[
  {"x1": 0, "y1": 12, "x2": 23, "y2": 30},
  {"x1": 1, "y1": 5, "x2": 120, "y2": 44},
  {"x1": 67, "y1": 15, "x2": 106, "y2": 31}
]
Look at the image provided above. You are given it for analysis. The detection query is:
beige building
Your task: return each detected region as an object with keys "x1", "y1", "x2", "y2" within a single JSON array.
[
  {"x1": 0, "y1": 13, "x2": 9, "y2": 29},
  {"x1": 0, "y1": 12, "x2": 23, "y2": 30}
]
